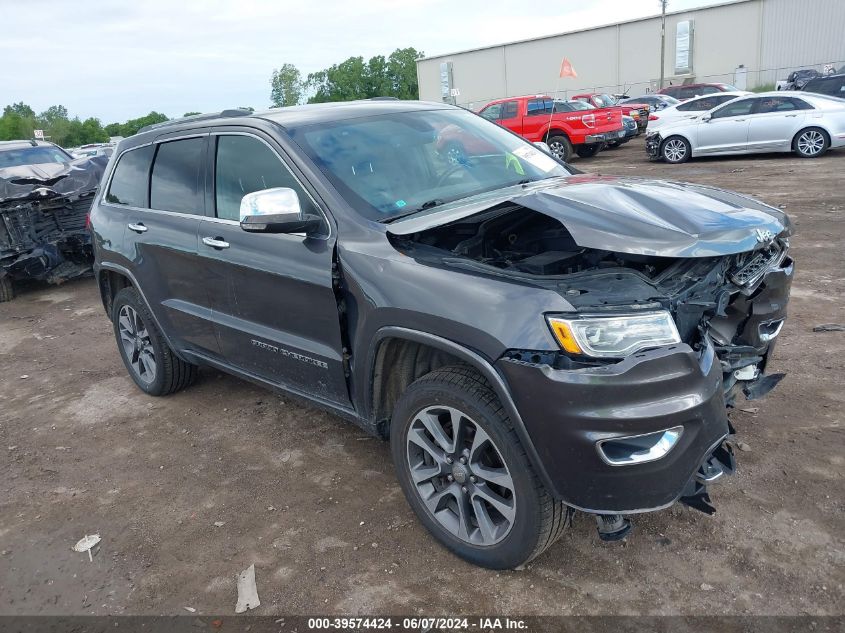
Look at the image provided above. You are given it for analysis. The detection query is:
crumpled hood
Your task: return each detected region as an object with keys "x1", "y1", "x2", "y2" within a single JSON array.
[
  {"x1": 0, "y1": 155, "x2": 109, "y2": 203},
  {"x1": 387, "y1": 174, "x2": 791, "y2": 257}
]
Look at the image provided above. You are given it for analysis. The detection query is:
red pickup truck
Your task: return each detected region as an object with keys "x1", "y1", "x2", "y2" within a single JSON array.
[
  {"x1": 572, "y1": 93, "x2": 650, "y2": 133},
  {"x1": 478, "y1": 95, "x2": 623, "y2": 160}
]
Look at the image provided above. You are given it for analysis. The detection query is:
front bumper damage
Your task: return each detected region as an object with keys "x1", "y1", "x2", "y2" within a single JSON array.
[
  {"x1": 499, "y1": 243, "x2": 792, "y2": 522},
  {"x1": 0, "y1": 157, "x2": 106, "y2": 293}
]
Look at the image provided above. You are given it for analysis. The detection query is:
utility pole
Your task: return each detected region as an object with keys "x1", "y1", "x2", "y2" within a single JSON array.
[{"x1": 659, "y1": 0, "x2": 668, "y2": 89}]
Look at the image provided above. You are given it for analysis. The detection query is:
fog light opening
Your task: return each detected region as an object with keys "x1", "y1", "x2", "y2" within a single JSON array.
[{"x1": 596, "y1": 426, "x2": 684, "y2": 466}]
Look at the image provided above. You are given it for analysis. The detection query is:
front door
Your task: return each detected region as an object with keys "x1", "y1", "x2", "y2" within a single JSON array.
[
  {"x1": 197, "y1": 131, "x2": 351, "y2": 407},
  {"x1": 696, "y1": 97, "x2": 756, "y2": 154}
]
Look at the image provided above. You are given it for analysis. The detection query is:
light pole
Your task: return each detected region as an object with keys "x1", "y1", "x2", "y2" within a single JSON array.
[{"x1": 659, "y1": 0, "x2": 667, "y2": 90}]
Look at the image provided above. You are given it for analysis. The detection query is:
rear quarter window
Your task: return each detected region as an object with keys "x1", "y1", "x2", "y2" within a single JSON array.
[{"x1": 105, "y1": 145, "x2": 155, "y2": 207}]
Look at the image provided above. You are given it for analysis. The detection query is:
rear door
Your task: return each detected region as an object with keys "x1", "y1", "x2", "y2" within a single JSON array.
[
  {"x1": 105, "y1": 134, "x2": 220, "y2": 357},
  {"x1": 521, "y1": 98, "x2": 554, "y2": 141},
  {"x1": 196, "y1": 130, "x2": 350, "y2": 406},
  {"x1": 746, "y1": 96, "x2": 809, "y2": 151},
  {"x1": 695, "y1": 97, "x2": 756, "y2": 154}
]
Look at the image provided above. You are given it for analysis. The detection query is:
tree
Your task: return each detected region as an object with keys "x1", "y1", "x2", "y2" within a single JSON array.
[
  {"x1": 104, "y1": 111, "x2": 169, "y2": 138},
  {"x1": 270, "y1": 63, "x2": 303, "y2": 107},
  {"x1": 305, "y1": 47, "x2": 424, "y2": 103},
  {"x1": 183, "y1": 111, "x2": 201, "y2": 117}
]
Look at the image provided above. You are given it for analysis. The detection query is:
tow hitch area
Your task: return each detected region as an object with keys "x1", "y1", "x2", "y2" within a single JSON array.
[{"x1": 0, "y1": 155, "x2": 107, "y2": 301}]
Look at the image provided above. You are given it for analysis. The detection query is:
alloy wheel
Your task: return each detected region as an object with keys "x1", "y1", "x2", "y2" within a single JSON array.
[
  {"x1": 663, "y1": 138, "x2": 687, "y2": 162},
  {"x1": 548, "y1": 141, "x2": 567, "y2": 160},
  {"x1": 406, "y1": 406, "x2": 516, "y2": 546},
  {"x1": 797, "y1": 130, "x2": 825, "y2": 156},
  {"x1": 117, "y1": 305, "x2": 157, "y2": 384}
]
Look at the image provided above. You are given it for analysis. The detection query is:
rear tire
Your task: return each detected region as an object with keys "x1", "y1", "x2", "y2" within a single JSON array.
[
  {"x1": 390, "y1": 365, "x2": 568, "y2": 569},
  {"x1": 793, "y1": 127, "x2": 829, "y2": 158},
  {"x1": 575, "y1": 144, "x2": 601, "y2": 158},
  {"x1": 111, "y1": 287, "x2": 197, "y2": 396},
  {"x1": 0, "y1": 275, "x2": 14, "y2": 303},
  {"x1": 661, "y1": 135, "x2": 691, "y2": 163},
  {"x1": 545, "y1": 135, "x2": 573, "y2": 162}
]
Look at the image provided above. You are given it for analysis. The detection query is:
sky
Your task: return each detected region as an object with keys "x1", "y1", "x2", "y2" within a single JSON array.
[{"x1": 2, "y1": 0, "x2": 727, "y2": 123}]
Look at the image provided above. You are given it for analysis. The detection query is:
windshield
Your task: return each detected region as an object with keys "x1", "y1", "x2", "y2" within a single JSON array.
[
  {"x1": 290, "y1": 109, "x2": 571, "y2": 222},
  {"x1": 0, "y1": 145, "x2": 72, "y2": 168},
  {"x1": 593, "y1": 94, "x2": 617, "y2": 107}
]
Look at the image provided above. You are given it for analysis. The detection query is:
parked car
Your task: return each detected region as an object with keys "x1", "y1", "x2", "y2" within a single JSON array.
[
  {"x1": 777, "y1": 69, "x2": 821, "y2": 91},
  {"x1": 571, "y1": 93, "x2": 650, "y2": 133},
  {"x1": 803, "y1": 73, "x2": 845, "y2": 99},
  {"x1": 478, "y1": 95, "x2": 623, "y2": 160},
  {"x1": 646, "y1": 92, "x2": 845, "y2": 163},
  {"x1": 657, "y1": 83, "x2": 741, "y2": 101},
  {"x1": 646, "y1": 91, "x2": 751, "y2": 132},
  {"x1": 91, "y1": 101, "x2": 792, "y2": 569},
  {"x1": 618, "y1": 94, "x2": 679, "y2": 111},
  {"x1": 70, "y1": 144, "x2": 115, "y2": 159},
  {"x1": 552, "y1": 100, "x2": 634, "y2": 147},
  {"x1": 0, "y1": 140, "x2": 107, "y2": 301}
]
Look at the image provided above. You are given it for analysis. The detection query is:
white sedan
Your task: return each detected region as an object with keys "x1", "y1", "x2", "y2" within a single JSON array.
[
  {"x1": 646, "y1": 91, "x2": 750, "y2": 132},
  {"x1": 646, "y1": 92, "x2": 845, "y2": 163}
]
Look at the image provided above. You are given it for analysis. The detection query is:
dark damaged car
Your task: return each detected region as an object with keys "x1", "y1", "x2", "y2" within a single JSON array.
[
  {"x1": 90, "y1": 102, "x2": 792, "y2": 569},
  {"x1": 0, "y1": 140, "x2": 107, "y2": 301}
]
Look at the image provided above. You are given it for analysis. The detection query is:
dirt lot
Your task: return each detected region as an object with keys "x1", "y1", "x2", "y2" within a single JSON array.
[{"x1": 1, "y1": 138, "x2": 843, "y2": 617}]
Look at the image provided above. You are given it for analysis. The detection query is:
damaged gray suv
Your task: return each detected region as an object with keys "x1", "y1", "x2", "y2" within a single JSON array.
[{"x1": 90, "y1": 101, "x2": 792, "y2": 569}]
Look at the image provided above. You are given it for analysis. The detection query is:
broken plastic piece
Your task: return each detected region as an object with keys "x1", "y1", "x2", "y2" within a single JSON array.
[
  {"x1": 813, "y1": 323, "x2": 845, "y2": 332},
  {"x1": 72, "y1": 534, "x2": 101, "y2": 561},
  {"x1": 595, "y1": 514, "x2": 632, "y2": 542},
  {"x1": 235, "y1": 563, "x2": 260, "y2": 613}
]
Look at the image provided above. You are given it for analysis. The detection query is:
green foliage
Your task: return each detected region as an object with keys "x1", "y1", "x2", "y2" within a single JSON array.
[
  {"x1": 270, "y1": 63, "x2": 303, "y2": 107},
  {"x1": 752, "y1": 83, "x2": 776, "y2": 93},
  {"x1": 104, "y1": 112, "x2": 169, "y2": 138},
  {"x1": 0, "y1": 102, "x2": 109, "y2": 146},
  {"x1": 303, "y1": 47, "x2": 424, "y2": 104},
  {"x1": 183, "y1": 111, "x2": 202, "y2": 117}
]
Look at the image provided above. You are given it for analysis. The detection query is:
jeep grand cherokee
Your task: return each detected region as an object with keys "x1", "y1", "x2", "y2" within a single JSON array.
[{"x1": 90, "y1": 101, "x2": 792, "y2": 569}]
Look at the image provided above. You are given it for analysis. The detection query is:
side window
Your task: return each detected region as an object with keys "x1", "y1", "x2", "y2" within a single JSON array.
[
  {"x1": 105, "y1": 145, "x2": 155, "y2": 207},
  {"x1": 150, "y1": 138, "x2": 205, "y2": 214},
  {"x1": 711, "y1": 99, "x2": 756, "y2": 119},
  {"x1": 480, "y1": 104, "x2": 502, "y2": 121},
  {"x1": 677, "y1": 99, "x2": 703, "y2": 112},
  {"x1": 756, "y1": 96, "x2": 803, "y2": 113},
  {"x1": 526, "y1": 99, "x2": 553, "y2": 116},
  {"x1": 788, "y1": 97, "x2": 814, "y2": 110},
  {"x1": 698, "y1": 86, "x2": 719, "y2": 95},
  {"x1": 501, "y1": 101, "x2": 519, "y2": 119},
  {"x1": 215, "y1": 135, "x2": 317, "y2": 222}
]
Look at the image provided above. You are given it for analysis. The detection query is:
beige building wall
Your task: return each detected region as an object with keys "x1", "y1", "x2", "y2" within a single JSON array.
[{"x1": 417, "y1": 0, "x2": 845, "y2": 109}]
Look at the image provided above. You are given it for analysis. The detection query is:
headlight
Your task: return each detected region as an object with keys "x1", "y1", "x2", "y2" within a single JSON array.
[{"x1": 547, "y1": 311, "x2": 681, "y2": 357}]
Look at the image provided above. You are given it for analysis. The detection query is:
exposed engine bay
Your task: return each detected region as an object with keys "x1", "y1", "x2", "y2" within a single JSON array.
[
  {"x1": 393, "y1": 203, "x2": 792, "y2": 406},
  {"x1": 0, "y1": 155, "x2": 107, "y2": 300}
]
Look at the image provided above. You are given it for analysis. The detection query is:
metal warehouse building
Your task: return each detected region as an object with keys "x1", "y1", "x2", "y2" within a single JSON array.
[{"x1": 416, "y1": 0, "x2": 845, "y2": 109}]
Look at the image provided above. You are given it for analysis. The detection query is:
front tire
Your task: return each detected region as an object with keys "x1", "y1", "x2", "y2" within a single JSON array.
[
  {"x1": 661, "y1": 135, "x2": 691, "y2": 163},
  {"x1": 0, "y1": 275, "x2": 14, "y2": 303},
  {"x1": 111, "y1": 287, "x2": 197, "y2": 396},
  {"x1": 793, "y1": 127, "x2": 829, "y2": 158},
  {"x1": 390, "y1": 366, "x2": 567, "y2": 569},
  {"x1": 545, "y1": 135, "x2": 573, "y2": 162}
]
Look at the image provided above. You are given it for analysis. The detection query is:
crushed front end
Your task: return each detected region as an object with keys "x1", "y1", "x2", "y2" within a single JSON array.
[
  {"x1": 0, "y1": 156, "x2": 106, "y2": 298},
  {"x1": 389, "y1": 185, "x2": 793, "y2": 525}
]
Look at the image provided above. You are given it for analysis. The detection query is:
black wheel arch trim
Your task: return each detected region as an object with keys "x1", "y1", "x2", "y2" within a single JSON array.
[
  {"x1": 365, "y1": 326, "x2": 559, "y2": 500},
  {"x1": 96, "y1": 262, "x2": 191, "y2": 364}
]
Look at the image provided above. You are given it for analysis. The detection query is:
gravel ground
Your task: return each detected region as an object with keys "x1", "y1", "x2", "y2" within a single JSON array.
[{"x1": 1, "y1": 138, "x2": 843, "y2": 617}]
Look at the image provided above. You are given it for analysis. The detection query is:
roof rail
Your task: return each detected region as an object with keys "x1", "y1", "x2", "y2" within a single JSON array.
[{"x1": 137, "y1": 108, "x2": 253, "y2": 135}]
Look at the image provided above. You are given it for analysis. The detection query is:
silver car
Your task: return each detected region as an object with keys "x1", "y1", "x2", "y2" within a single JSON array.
[{"x1": 645, "y1": 91, "x2": 845, "y2": 163}]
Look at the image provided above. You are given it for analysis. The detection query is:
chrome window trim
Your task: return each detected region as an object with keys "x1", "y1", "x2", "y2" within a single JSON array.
[{"x1": 209, "y1": 130, "x2": 332, "y2": 240}]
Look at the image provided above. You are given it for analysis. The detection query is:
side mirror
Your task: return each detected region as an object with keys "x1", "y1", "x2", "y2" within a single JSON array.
[
  {"x1": 700, "y1": 113, "x2": 712, "y2": 122},
  {"x1": 534, "y1": 141, "x2": 552, "y2": 153},
  {"x1": 239, "y1": 187, "x2": 321, "y2": 234}
]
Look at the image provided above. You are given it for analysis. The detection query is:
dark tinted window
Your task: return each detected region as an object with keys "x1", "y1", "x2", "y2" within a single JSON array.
[
  {"x1": 804, "y1": 76, "x2": 845, "y2": 97},
  {"x1": 526, "y1": 99, "x2": 553, "y2": 116},
  {"x1": 150, "y1": 138, "x2": 205, "y2": 213},
  {"x1": 105, "y1": 145, "x2": 154, "y2": 207},
  {"x1": 215, "y1": 135, "x2": 316, "y2": 221},
  {"x1": 479, "y1": 103, "x2": 502, "y2": 120},
  {"x1": 677, "y1": 94, "x2": 736, "y2": 111},
  {"x1": 662, "y1": 86, "x2": 681, "y2": 97},
  {"x1": 711, "y1": 98, "x2": 756, "y2": 119},
  {"x1": 501, "y1": 101, "x2": 519, "y2": 119},
  {"x1": 756, "y1": 96, "x2": 813, "y2": 113}
]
